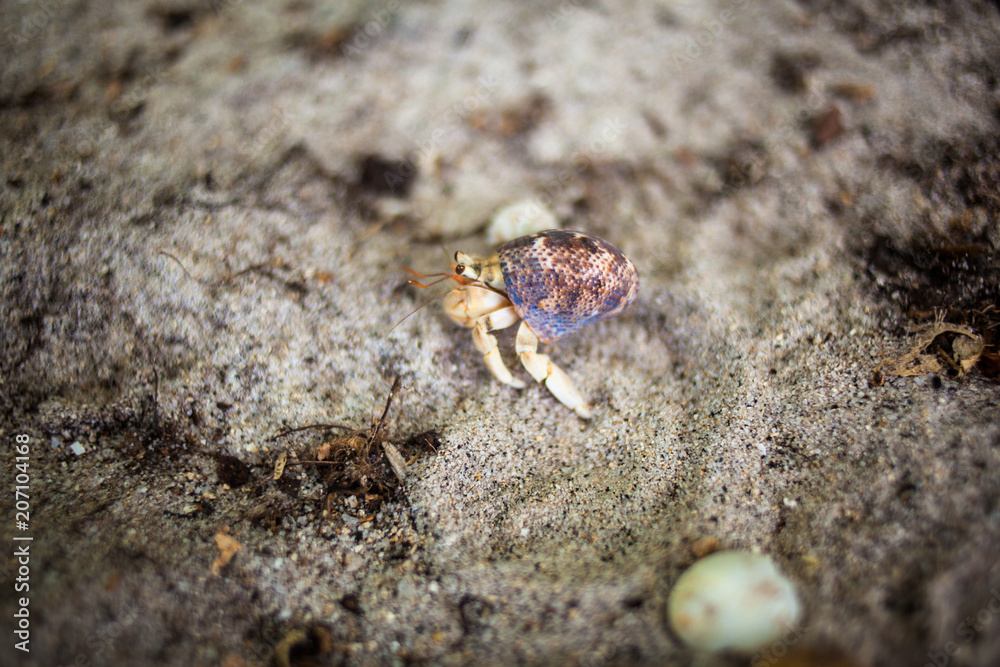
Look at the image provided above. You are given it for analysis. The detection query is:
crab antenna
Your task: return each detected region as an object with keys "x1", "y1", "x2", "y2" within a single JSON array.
[
  {"x1": 407, "y1": 276, "x2": 443, "y2": 289},
  {"x1": 388, "y1": 257, "x2": 469, "y2": 336},
  {"x1": 402, "y1": 266, "x2": 443, "y2": 279},
  {"x1": 401, "y1": 266, "x2": 464, "y2": 289},
  {"x1": 387, "y1": 287, "x2": 454, "y2": 337}
]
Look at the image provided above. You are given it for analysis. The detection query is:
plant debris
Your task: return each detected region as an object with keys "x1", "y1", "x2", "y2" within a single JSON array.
[
  {"x1": 257, "y1": 377, "x2": 437, "y2": 526},
  {"x1": 381, "y1": 441, "x2": 408, "y2": 482},
  {"x1": 830, "y1": 81, "x2": 876, "y2": 105},
  {"x1": 215, "y1": 454, "x2": 251, "y2": 487},
  {"x1": 875, "y1": 320, "x2": 988, "y2": 382},
  {"x1": 273, "y1": 450, "x2": 288, "y2": 481},
  {"x1": 813, "y1": 105, "x2": 844, "y2": 148},
  {"x1": 211, "y1": 526, "x2": 243, "y2": 575}
]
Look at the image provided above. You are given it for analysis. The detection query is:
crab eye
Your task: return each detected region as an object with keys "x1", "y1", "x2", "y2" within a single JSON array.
[{"x1": 454, "y1": 264, "x2": 466, "y2": 275}]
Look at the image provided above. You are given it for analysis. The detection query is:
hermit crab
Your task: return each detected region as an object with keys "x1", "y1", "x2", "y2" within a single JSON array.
[{"x1": 408, "y1": 230, "x2": 639, "y2": 418}]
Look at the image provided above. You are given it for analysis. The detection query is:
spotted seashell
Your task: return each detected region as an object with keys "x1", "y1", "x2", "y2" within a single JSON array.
[{"x1": 496, "y1": 230, "x2": 639, "y2": 342}]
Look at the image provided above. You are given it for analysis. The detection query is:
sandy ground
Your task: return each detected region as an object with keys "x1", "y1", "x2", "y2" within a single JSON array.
[{"x1": 2, "y1": 0, "x2": 1000, "y2": 665}]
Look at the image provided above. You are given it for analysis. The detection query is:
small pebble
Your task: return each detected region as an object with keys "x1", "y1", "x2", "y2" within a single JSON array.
[
  {"x1": 668, "y1": 550, "x2": 802, "y2": 654},
  {"x1": 343, "y1": 551, "x2": 364, "y2": 572},
  {"x1": 70, "y1": 442, "x2": 86, "y2": 456},
  {"x1": 486, "y1": 200, "x2": 558, "y2": 245}
]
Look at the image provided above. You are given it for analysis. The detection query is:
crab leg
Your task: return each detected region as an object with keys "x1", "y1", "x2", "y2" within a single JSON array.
[
  {"x1": 472, "y1": 307, "x2": 526, "y2": 389},
  {"x1": 515, "y1": 322, "x2": 592, "y2": 419},
  {"x1": 442, "y1": 285, "x2": 527, "y2": 389}
]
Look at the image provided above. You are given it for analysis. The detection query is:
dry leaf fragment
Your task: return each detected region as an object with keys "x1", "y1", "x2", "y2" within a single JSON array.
[
  {"x1": 952, "y1": 334, "x2": 985, "y2": 375},
  {"x1": 382, "y1": 441, "x2": 407, "y2": 482},
  {"x1": 212, "y1": 527, "x2": 243, "y2": 575},
  {"x1": 977, "y1": 350, "x2": 1000, "y2": 378},
  {"x1": 273, "y1": 451, "x2": 288, "y2": 481},
  {"x1": 876, "y1": 321, "x2": 984, "y2": 378},
  {"x1": 813, "y1": 105, "x2": 844, "y2": 148},
  {"x1": 316, "y1": 442, "x2": 332, "y2": 461}
]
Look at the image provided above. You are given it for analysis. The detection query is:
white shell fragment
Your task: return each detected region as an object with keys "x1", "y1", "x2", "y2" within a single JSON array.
[
  {"x1": 382, "y1": 441, "x2": 407, "y2": 482},
  {"x1": 485, "y1": 199, "x2": 559, "y2": 245},
  {"x1": 667, "y1": 550, "x2": 802, "y2": 654}
]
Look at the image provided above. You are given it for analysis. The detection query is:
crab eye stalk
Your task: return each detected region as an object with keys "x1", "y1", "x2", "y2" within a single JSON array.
[
  {"x1": 453, "y1": 252, "x2": 488, "y2": 281},
  {"x1": 455, "y1": 262, "x2": 481, "y2": 280}
]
